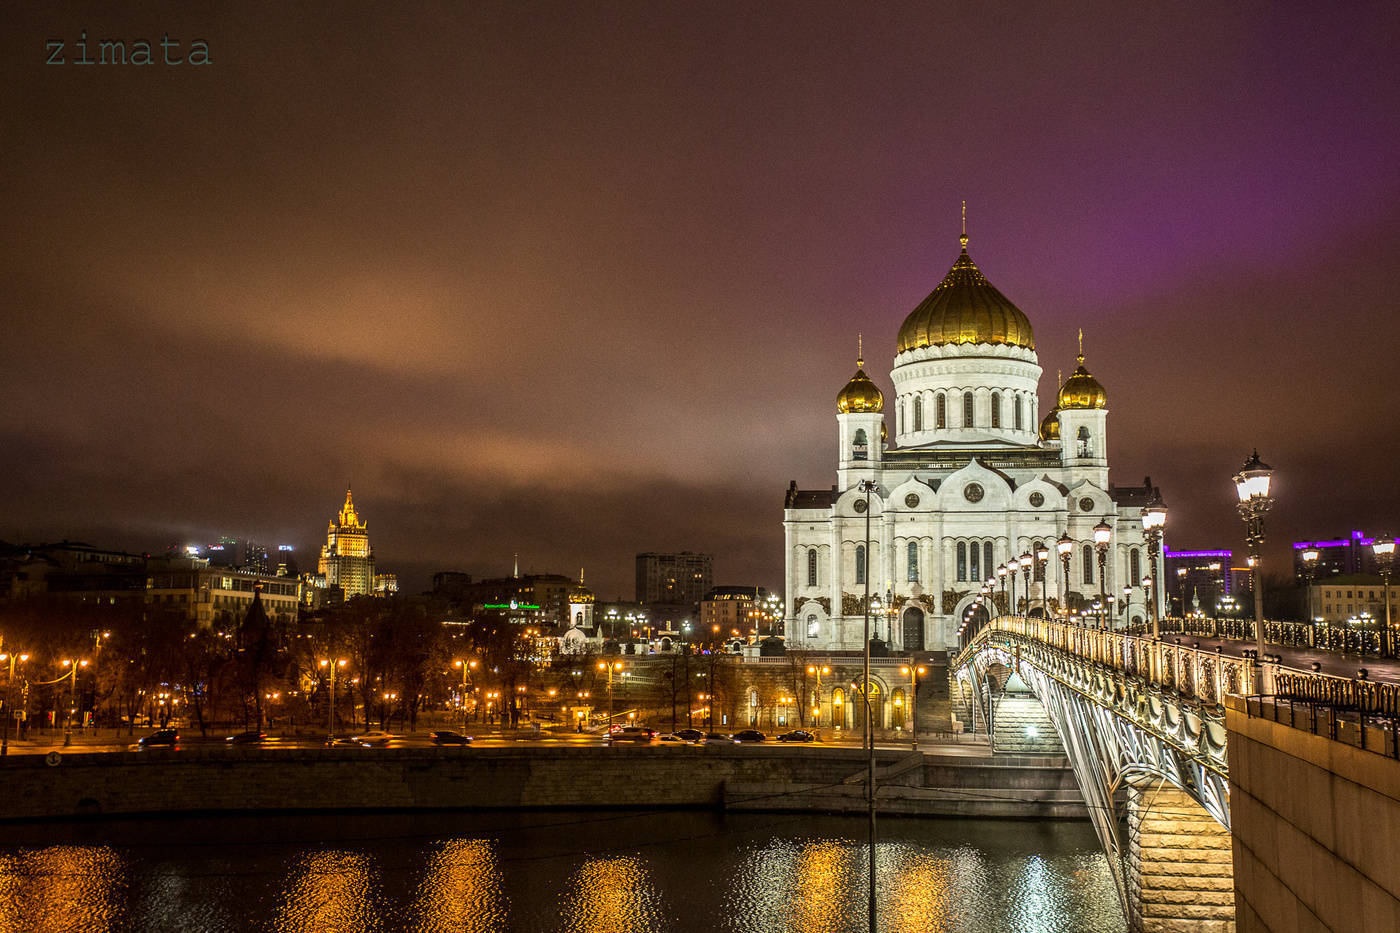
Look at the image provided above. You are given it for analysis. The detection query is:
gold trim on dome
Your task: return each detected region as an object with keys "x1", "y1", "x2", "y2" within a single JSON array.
[
  {"x1": 1057, "y1": 335, "x2": 1107, "y2": 410},
  {"x1": 1039, "y1": 406, "x2": 1061, "y2": 441},
  {"x1": 836, "y1": 350, "x2": 885, "y2": 414}
]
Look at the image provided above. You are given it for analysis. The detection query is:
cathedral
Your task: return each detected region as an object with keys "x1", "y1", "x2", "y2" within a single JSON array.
[{"x1": 782, "y1": 227, "x2": 1164, "y2": 653}]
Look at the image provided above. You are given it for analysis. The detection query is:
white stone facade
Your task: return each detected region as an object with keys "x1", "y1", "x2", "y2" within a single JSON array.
[{"x1": 783, "y1": 246, "x2": 1164, "y2": 653}]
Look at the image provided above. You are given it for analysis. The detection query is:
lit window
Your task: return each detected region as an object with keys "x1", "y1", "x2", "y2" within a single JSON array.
[
  {"x1": 991, "y1": 392, "x2": 1001, "y2": 428},
  {"x1": 855, "y1": 545, "x2": 866, "y2": 585},
  {"x1": 963, "y1": 391, "x2": 974, "y2": 427}
]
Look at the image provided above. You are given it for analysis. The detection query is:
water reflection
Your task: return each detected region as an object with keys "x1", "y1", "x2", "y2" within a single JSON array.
[
  {"x1": 888, "y1": 848, "x2": 955, "y2": 931},
  {"x1": 412, "y1": 838, "x2": 506, "y2": 933},
  {"x1": 558, "y1": 855, "x2": 666, "y2": 933},
  {"x1": 0, "y1": 845, "x2": 126, "y2": 933},
  {"x1": 273, "y1": 850, "x2": 379, "y2": 933}
]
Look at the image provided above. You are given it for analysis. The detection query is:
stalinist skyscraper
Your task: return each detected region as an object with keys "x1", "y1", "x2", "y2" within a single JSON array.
[{"x1": 318, "y1": 488, "x2": 376, "y2": 598}]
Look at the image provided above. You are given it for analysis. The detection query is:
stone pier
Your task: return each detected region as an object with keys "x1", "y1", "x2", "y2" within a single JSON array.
[{"x1": 1127, "y1": 782, "x2": 1236, "y2": 933}]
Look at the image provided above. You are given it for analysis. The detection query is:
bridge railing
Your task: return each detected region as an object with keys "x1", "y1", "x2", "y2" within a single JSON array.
[
  {"x1": 1122, "y1": 616, "x2": 1385, "y2": 656},
  {"x1": 958, "y1": 616, "x2": 1400, "y2": 719}
]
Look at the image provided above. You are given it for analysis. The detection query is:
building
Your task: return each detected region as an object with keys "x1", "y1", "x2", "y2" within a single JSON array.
[
  {"x1": 146, "y1": 556, "x2": 300, "y2": 629},
  {"x1": 316, "y1": 488, "x2": 376, "y2": 599},
  {"x1": 1164, "y1": 549, "x2": 1233, "y2": 616},
  {"x1": 1292, "y1": 531, "x2": 1385, "y2": 581},
  {"x1": 1306, "y1": 576, "x2": 1397, "y2": 624},
  {"x1": 782, "y1": 226, "x2": 1164, "y2": 653},
  {"x1": 0, "y1": 541, "x2": 147, "y2": 608},
  {"x1": 635, "y1": 551, "x2": 714, "y2": 605}
]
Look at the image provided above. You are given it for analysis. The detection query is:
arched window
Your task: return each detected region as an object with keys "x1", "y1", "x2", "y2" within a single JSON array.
[
  {"x1": 1082, "y1": 544, "x2": 1095, "y2": 583},
  {"x1": 807, "y1": 614, "x2": 819, "y2": 637},
  {"x1": 914, "y1": 396, "x2": 923, "y2": 431},
  {"x1": 807, "y1": 550, "x2": 818, "y2": 587},
  {"x1": 1077, "y1": 426, "x2": 1092, "y2": 458},
  {"x1": 969, "y1": 540, "x2": 981, "y2": 581},
  {"x1": 1033, "y1": 540, "x2": 1045, "y2": 581},
  {"x1": 853, "y1": 428, "x2": 868, "y2": 461},
  {"x1": 956, "y1": 541, "x2": 967, "y2": 581},
  {"x1": 855, "y1": 545, "x2": 866, "y2": 584},
  {"x1": 963, "y1": 391, "x2": 974, "y2": 427},
  {"x1": 991, "y1": 391, "x2": 1001, "y2": 428},
  {"x1": 907, "y1": 541, "x2": 919, "y2": 582},
  {"x1": 936, "y1": 393, "x2": 947, "y2": 429},
  {"x1": 984, "y1": 542, "x2": 994, "y2": 579},
  {"x1": 1129, "y1": 548, "x2": 1141, "y2": 584},
  {"x1": 1014, "y1": 395, "x2": 1023, "y2": 431}
]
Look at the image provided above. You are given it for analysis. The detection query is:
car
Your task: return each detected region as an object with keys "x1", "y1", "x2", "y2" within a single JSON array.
[
  {"x1": 702, "y1": 732, "x2": 733, "y2": 745},
  {"x1": 731, "y1": 729, "x2": 767, "y2": 743},
  {"x1": 656, "y1": 733, "x2": 692, "y2": 744},
  {"x1": 431, "y1": 730, "x2": 473, "y2": 746},
  {"x1": 137, "y1": 729, "x2": 179, "y2": 748},
  {"x1": 225, "y1": 730, "x2": 267, "y2": 745},
  {"x1": 673, "y1": 728, "x2": 704, "y2": 742},
  {"x1": 352, "y1": 731, "x2": 394, "y2": 747},
  {"x1": 776, "y1": 729, "x2": 815, "y2": 743},
  {"x1": 608, "y1": 726, "x2": 657, "y2": 745},
  {"x1": 327, "y1": 735, "x2": 363, "y2": 747}
]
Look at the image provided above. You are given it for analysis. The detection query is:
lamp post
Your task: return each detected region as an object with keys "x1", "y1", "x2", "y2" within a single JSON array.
[
  {"x1": 453, "y1": 659, "x2": 478, "y2": 732},
  {"x1": 0, "y1": 652, "x2": 29, "y2": 756},
  {"x1": 1035, "y1": 544, "x2": 1050, "y2": 616},
  {"x1": 807, "y1": 664, "x2": 829, "y2": 727},
  {"x1": 996, "y1": 563, "x2": 1009, "y2": 617},
  {"x1": 1233, "y1": 451, "x2": 1275, "y2": 664},
  {"x1": 1093, "y1": 520, "x2": 1112, "y2": 630},
  {"x1": 598, "y1": 660, "x2": 624, "y2": 735},
  {"x1": 1374, "y1": 537, "x2": 1394, "y2": 657},
  {"x1": 857, "y1": 478, "x2": 877, "y2": 933},
  {"x1": 1122, "y1": 584, "x2": 1132, "y2": 625},
  {"x1": 319, "y1": 658, "x2": 348, "y2": 743},
  {"x1": 1300, "y1": 548, "x2": 1320, "y2": 629},
  {"x1": 1141, "y1": 495, "x2": 1167, "y2": 639},
  {"x1": 60, "y1": 659, "x2": 89, "y2": 747},
  {"x1": 900, "y1": 664, "x2": 926, "y2": 749},
  {"x1": 1009, "y1": 558, "x2": 1023, "y2": 617},
  {"x1": 1019, "y1": 552, "x2": 1032, "y2": 618},
  {"x1": 1057, "y1": 533, "x2": 1074, "y2": 619}
]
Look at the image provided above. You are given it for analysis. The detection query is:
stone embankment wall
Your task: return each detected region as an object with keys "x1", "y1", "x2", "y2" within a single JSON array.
[
  {"x1": 1226, "y1": 695, "x2": 1400, "y2": 932},
  {"x1": 0, "y1": 745, "x2": 1083, "y2": 822}
]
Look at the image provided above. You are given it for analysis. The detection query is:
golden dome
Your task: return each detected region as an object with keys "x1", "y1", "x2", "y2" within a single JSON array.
[
  {"x1": 1038, "y1": 407, "x2": 1060, "y2": 441},
  {"x1": 880, "y1": 422, "x2": 888, "y2": 444},
  {"x1": 896, "y1": 233, "x2": 1035, "y2": 353},
  {"x1": 837, "y1": 359, "x2": 884, "y2": 413},
  {"x1": 1058, "y1": 352, "x2": 1107, "y2": 410}
]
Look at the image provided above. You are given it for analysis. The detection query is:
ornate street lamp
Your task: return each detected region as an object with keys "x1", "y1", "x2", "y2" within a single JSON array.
[
  {"x1": 1300, "y1": 548, "x2": 1320, "y2": 626},
  {"x1": 1035, "y1": 544, "x2": 1050, "y2": 616},
  {"x1": 1122, "y1": 584, "x2": 1133, "y2": 624},
  {"x1": 1233, "y1": 451, "x2": 1274, "y2": 661},
  {"x1": 996, "y1": 563, "x2": 1010, "y2": 617},
  {"x1": 1007, "y1": 557, "x2": 1021, "y2": 618},
  {"x1": 1141, "y1": 494, "x2": 1167, "y2": 639},
  {"x1": 1019, "y1": 552, "x2": 1032, "y2": 618},
  {"x1": 1057, "y1": 533, "x2": 1074, "y2": 620},
  {"x1": 1373, "y1": 537, "x2": 1394, "y2": 656},
  {"x1": 1093, "y1": 520, "x2": 1112, "y2": 630}
]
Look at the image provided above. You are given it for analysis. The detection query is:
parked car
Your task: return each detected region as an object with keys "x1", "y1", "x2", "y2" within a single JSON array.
[
  {"x1": 431, "y1": 730, "x2": 473, "y2": 746},
  {"x1": 673, "y1": 728, "x2": 704, "y2": 742},
  {"x1": 137, "y1": 729, "x2": 179, "y2": 748},
  {"x1": 776, "y1": 729, "x2": 816, "y2": 743},
  {"x1": 225, "y1": 731, "x2": 267, "y2": 745},
  {"x1": 608, "y1": 726, "x2": 657, "y2": 745},
  {"x1": 352, "y1": 731, "x2": 394, "y2": 747},
  {"x1": 731, "y1": 730, "x2": 767, "y2": 743}
]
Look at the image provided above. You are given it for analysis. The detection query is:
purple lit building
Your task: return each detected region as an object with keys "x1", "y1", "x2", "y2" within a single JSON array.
[{"x1": 1292, "y1": 531, "x2": 1383, "y2": 581}]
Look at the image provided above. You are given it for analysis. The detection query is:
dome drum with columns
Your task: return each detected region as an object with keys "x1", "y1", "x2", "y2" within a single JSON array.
[{"x1": 783, "y1": 221, "x2": 1163, "y2": 653}]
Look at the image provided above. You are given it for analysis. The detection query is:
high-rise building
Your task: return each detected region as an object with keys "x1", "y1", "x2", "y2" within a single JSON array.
[
  {"x1": 635, "y1": 552, "x2": 714, "y2": 605},
  {"x1": 1163, "y1": 549, "x2": 1232, "y2": 616},
  {"x1": 1292, "y1": 531, "x2": 1384, "y2": 581},
  {"x1": 244, "y1": 542, "x2": 270, "y2": 575},
  {"x1": 317, "y1": 488, "x2": 376, "y2": 599}
]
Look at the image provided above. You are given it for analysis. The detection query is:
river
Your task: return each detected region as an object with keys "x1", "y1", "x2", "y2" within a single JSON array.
[{"x1": 0, "y1": 811, "x2": 1123, "y2": 932}]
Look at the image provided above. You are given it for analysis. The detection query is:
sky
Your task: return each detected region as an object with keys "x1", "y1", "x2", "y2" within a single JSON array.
[{"x1": 2, "y1": 2, "x2": 1399, "y2": 599}]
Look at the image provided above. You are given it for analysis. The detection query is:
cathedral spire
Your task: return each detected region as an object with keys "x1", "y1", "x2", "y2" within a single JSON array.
[
  {"x1": 857, "y1": 333, "x2": 864, "y2": 368},
  {"x1": 960, "y1": 200, "x2": 968, "y2": 251}
]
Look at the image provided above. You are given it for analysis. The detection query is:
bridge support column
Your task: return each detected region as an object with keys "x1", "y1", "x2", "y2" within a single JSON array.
[{"x1": 1127, "y1": 783, "x2": 1236, "y2": 933}]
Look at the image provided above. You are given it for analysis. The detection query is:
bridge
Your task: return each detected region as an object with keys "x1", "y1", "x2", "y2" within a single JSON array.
[{"x1": 954, "y1": 616, "x2": 1400, "y2": 933}]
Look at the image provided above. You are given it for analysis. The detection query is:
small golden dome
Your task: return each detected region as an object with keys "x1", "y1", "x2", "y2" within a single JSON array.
[
  {"x1": 1058, "y1": 355, "x2": 1107, "y2": 410},
  {"x1": 570, "y1": 570, "x2": 594, "y2": 604},
  {"x1": 880, "y1": 422, "x2": 888, "y2": 444},
  {"x1": 896, "y1": 233, "x2": 1035, "y2": 353},
  {"x1": 837, "y1": 359, "x2": 884, "y2": 413},
  {"x1": 1038, "y1": 407, "x2": 1060, "y2": 441}
]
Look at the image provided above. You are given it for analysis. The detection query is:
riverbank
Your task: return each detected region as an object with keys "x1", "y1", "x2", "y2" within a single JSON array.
[{"x1": 0, "y1": 744, "x2": 1083, "y2": 823}]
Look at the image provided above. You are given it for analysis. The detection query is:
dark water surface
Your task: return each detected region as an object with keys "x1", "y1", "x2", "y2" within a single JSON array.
[{"x1": 0, "y1": 810, "x2": 1124, "y2": 932}]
